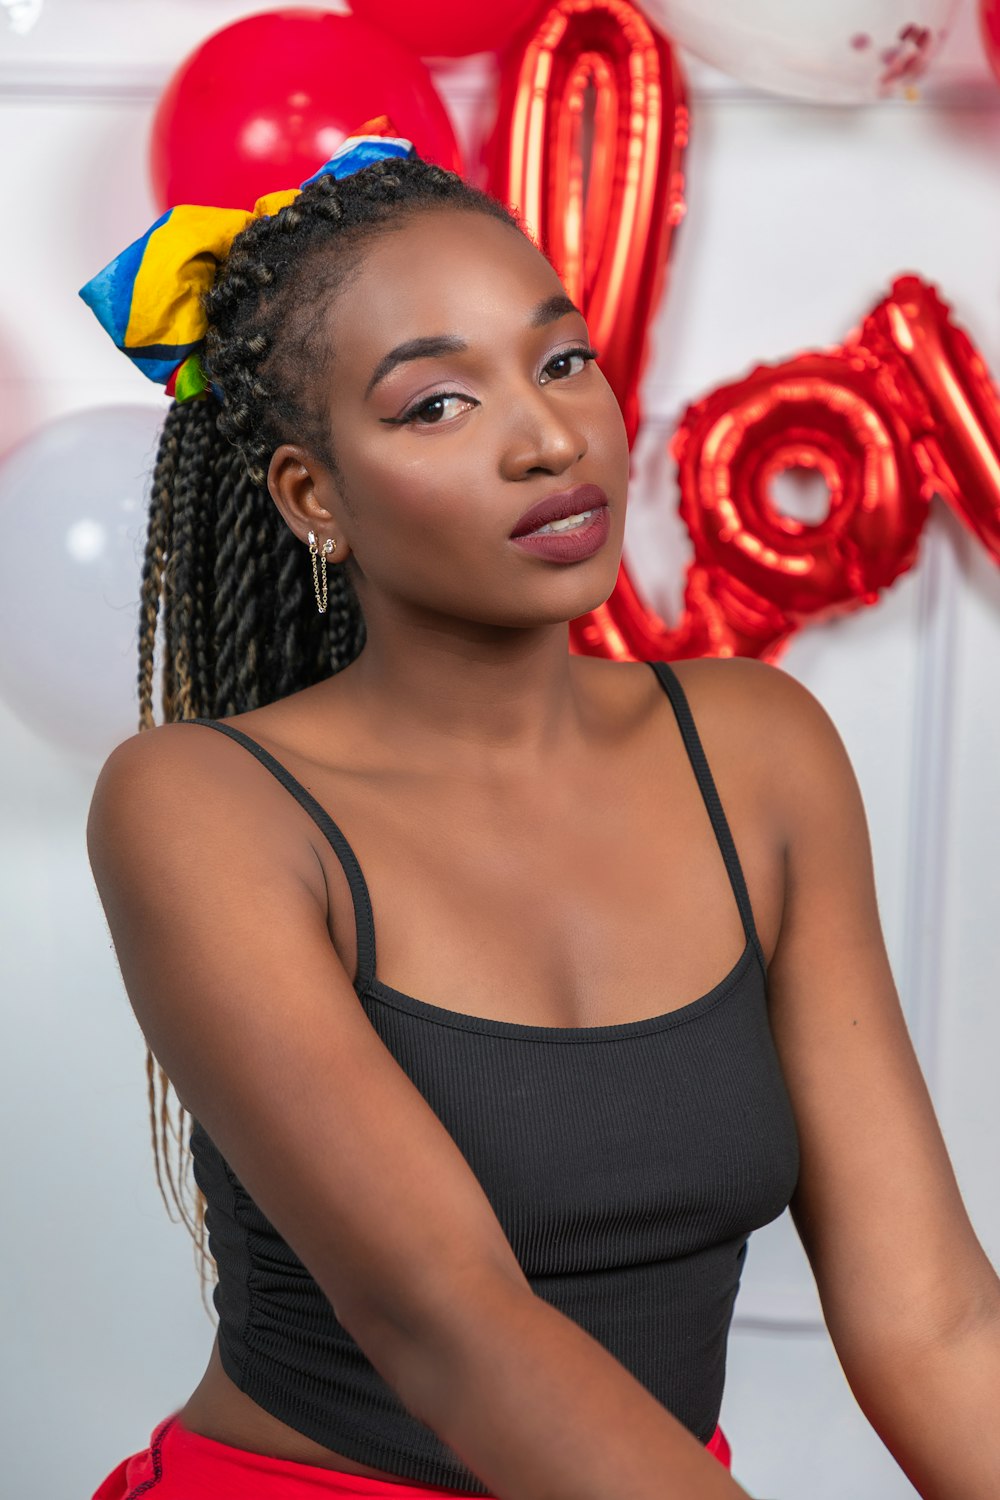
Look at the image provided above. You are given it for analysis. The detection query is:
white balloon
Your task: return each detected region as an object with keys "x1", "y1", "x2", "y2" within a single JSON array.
[
  {"x1": 1, "y1": 0, "x2": 44, "y2": 36},
  {"x1": 639, "y1": 0, "x2": 961, "y2": 103},
  {"x1": 0, "y1": 404, "x2": 168, "y2": 764}
]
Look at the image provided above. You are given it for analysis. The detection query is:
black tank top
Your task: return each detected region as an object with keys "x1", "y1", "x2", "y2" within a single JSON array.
[{"x1": 184, "y1": 659, "x2": 799, "y2": 1492}]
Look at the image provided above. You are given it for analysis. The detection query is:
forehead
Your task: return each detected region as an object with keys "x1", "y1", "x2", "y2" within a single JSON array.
[{"x1": 331, "y1": 208, "x2": 569, "y2": 363}]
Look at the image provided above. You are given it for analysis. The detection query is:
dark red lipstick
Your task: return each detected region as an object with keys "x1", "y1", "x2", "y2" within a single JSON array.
[
  {"x1": 510, "y1": 483, "x2": 609, "y2": 537},
  {"x1": 508, "y1": 482, "x2": 611, "y2": 564}
]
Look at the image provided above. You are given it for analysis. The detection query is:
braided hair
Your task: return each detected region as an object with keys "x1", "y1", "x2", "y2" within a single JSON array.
[{"x1": 139, "y1": 155, "x2": 526, "y2": 1294}]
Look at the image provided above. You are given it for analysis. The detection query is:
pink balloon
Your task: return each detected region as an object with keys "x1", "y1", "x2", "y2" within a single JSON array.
[{"x1": 150, "y1": 7, "x2": 463, "y2": 211}]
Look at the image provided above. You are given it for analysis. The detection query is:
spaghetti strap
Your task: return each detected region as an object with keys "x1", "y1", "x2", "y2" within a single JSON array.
[
  {"x1": 644, "y1": 661, "x2": 767, "y2": 977},
  {"x1": 182, "y1": 718, "x2": 378, "y2": 991}
]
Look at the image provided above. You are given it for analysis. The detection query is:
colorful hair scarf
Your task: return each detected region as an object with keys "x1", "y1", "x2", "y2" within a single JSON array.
[{"x1": 78, "y1": 116, "x2": 418, "y2": 403}]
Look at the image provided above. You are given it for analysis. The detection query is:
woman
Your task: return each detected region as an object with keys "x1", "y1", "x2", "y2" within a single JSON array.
[{"x1": 81, "y1": 123, "x2": 1000, "y2": 1500}]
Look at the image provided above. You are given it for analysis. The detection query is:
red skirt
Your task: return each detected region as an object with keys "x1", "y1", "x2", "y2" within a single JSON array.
[{"x1": 92, "y1": 1412, "x2": 732, "y2": 1497}]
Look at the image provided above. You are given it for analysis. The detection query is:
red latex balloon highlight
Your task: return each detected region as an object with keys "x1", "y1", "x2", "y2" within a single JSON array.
[
  {"x1": 149, "y1": 7, "x2": 463, "y2": 211},
  {"x1": 349, "y1": 0, "x2": 546, "y2": 60}
]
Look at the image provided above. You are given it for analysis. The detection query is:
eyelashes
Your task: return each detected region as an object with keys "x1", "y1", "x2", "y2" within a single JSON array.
[{"x1": 385, "y1": 345, "x2": 601, "y2": 428}]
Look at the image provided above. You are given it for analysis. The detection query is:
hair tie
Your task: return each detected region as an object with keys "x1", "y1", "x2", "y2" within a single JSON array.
[{"x1": 78, "y1": 116, "x2": 418, "y2": 403}]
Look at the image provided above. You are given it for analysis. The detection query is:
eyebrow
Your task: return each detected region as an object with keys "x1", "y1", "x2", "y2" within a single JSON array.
[{"x1": 363, "y1": 293, "x2": 584, "y2": 400}]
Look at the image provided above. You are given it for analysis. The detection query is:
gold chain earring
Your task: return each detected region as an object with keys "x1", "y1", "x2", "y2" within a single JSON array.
[{"x1": 308, "y1": 530, "x2": 337, "y2": 614}]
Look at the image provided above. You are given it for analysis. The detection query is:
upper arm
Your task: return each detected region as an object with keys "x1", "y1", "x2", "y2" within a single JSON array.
[
  {"x1": 735, "y1": 659, "x2": 999, "y2": 1363},
  {"x1": 86, "y1": 725, "x2": 529, "y2": 1375}
]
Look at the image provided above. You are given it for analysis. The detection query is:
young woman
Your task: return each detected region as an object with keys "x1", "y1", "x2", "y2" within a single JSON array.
[{"x1": 81, "y1": 125, "x2": 1000, "y2": 1500}]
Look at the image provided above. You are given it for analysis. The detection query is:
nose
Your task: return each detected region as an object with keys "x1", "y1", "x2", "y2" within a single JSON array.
[{"x1": 499, "y1": 382, "x2": 588, "y2": 480}]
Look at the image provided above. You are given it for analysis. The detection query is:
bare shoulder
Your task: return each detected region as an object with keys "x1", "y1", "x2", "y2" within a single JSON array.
[
  {"x1": 574, "y1": 649, "x2": 854, "y2": 831},
  {"x1": 664, "y1": 655, "x2": 859, "y2": 847},
  {"x1": 666, "y1": 651, "x2": 828, "y2": 730},
  {"x1": 86, "y1": 716, "x2": 327, "y2": 915},
  {"x1": 88, "y1": 716, "x2": 269, "y2": 832},
  {"x1": 88, "y1": 719, "x2": 213, "y2": 839},
  {"x1": 574, "y1": 650, "x2": 812, "y2": 726}
]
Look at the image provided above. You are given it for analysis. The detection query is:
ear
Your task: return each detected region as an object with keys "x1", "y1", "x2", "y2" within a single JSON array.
[{"x1": 266, "y1": 442, "x2": 352, "y2": 560}]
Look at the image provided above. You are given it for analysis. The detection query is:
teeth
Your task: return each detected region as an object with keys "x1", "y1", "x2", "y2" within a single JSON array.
[{"x1": 531, "y1": 508, "x2": 595, "y2": 535}]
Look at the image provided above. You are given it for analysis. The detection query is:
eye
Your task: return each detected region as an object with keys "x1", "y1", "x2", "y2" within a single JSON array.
[
  {"x1": 387, "y1": 344, "x2": 601, "y2": 429},
  {"x1": 397, "y1": 391, "x2": 479, "y2": 427},
  {"x1": 541, "y1": 345, "x2": 600, "y2": 382}
]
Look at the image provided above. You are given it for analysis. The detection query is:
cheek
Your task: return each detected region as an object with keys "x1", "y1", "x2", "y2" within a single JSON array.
[
  {"x1": 347, "y1": 449, "x2": 485, "y2": 574},
  {"x1": 365, "y1": 426, "x2": 489, "y2": 521},
  {"x1": 595, "y1": 384, "x2": 630, "y2": 462}
]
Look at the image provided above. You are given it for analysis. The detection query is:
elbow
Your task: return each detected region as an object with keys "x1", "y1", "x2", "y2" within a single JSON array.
[{"x1": 831, "y1": 1268, "x2": 1000, "y2": 1389}]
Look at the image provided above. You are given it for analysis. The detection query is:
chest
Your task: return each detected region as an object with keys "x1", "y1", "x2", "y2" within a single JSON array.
[
  {"x1": 318, "y1": 755, "x2": 778, "y2": 1027},
  {"x1": 359, "y1": 952, "x2": 800, "y2": 1273}
]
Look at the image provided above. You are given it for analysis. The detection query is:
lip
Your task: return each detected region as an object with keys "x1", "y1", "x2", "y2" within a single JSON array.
[
  {"x1": 509, "y1": 482, "x2": 610, "y2": 538},
  {"x1": 509, "y1": 504, "x2": 611, "y2": 564}
]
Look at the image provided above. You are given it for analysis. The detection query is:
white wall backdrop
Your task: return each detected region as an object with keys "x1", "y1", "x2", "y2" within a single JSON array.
[{"x1": 1, "y1": 4, "x2": 998, "y2": 1499}]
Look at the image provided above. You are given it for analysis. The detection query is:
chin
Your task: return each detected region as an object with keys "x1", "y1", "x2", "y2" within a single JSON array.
[{"x1": 497, "y1": 576, "x2": 622, "y2": 631}]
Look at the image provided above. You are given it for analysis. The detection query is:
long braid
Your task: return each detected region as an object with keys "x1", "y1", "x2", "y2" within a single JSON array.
[
  {"x1": 135, "y1": 154, "x2": 525, "y2": 1297},
  {"x1": 210, "y1": 439, "x2": 246, "y2": 718},
  {"x1": 189, "y1": 423, "x2": 220, "y2": 711},
  {"x1": 167, "y1": 400, "x2": 217, "y2": 719},
  {"x1": 138, "y1": 403, "x2": 180, "y2": 729}
]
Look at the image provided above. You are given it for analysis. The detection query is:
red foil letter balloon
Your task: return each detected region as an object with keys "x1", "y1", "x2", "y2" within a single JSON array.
[
  {"x1": 669, "y1": 275, "x2": 1000, "y2": 659},
  {"x1": 486, "y1": 0, "x2": 693, "y2": 659},
  {"x1": 488, "y1": 0, "x2": 1000, "y2": 662}
]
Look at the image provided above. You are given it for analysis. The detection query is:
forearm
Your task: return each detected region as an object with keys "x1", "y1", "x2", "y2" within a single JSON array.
[
  {"x1": 842, "y1": 1298, "x2": 1000, "y2": 1500},
  {"x1": 381, "y1": 1272, "x2": 752, "y2": 1500}
]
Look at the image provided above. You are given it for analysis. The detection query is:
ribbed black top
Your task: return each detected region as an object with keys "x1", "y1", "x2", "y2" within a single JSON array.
[{"x1": 185, "y1": 660, "x2": 800, "y2": 1492}]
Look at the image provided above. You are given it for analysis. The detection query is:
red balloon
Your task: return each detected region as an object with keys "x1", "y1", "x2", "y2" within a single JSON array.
[
  {"x1": 581, "y1": 272, "x2": 1000, "y2": 664},
  {"x1": 859, "y1": 275, "x2": 1000, "y2": 563},
  {"x1": 149, "y1": 7, "x2": 463, "y2": 211},
  {"x1": 980, "y1": 0, "x2": 1000, "y2": 83},
  {"x1": 671, "y1": 346, "x2": 931, "y2": 637},
  {"x1": 573, "y1": 342, "x2": 934, "y2": 665},
  {"x1": 486, "y1": 2, "x2": 1000, "y2": 664},
  {"x1": 605, "y1": 274, "x2": 1000, "y2": 663},
  {"x1": 349, "y1": 0, "x2": 546, "y2": 60}
]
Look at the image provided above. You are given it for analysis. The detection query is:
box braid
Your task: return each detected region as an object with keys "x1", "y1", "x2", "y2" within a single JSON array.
[{"x1": 135, "y1": 154, "x2": 527, "y2": 1293}]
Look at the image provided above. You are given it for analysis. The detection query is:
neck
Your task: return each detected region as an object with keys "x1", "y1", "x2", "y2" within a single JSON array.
[{"x1": 334, "y1": 614, "x2": 597, "y2": 773}]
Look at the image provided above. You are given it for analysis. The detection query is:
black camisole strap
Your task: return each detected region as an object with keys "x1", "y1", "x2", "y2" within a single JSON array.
[
  {"x1": 644, "y1": 661, "x2": 768, "y2": 977},
  {"x1": 182, "y1": 718, "x2": 378, "y2": 991}
]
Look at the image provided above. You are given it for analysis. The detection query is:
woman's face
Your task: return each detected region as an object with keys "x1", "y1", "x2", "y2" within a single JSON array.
[{"x1": 282, "y1": 205, "x2": 630, "y2": 631}]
